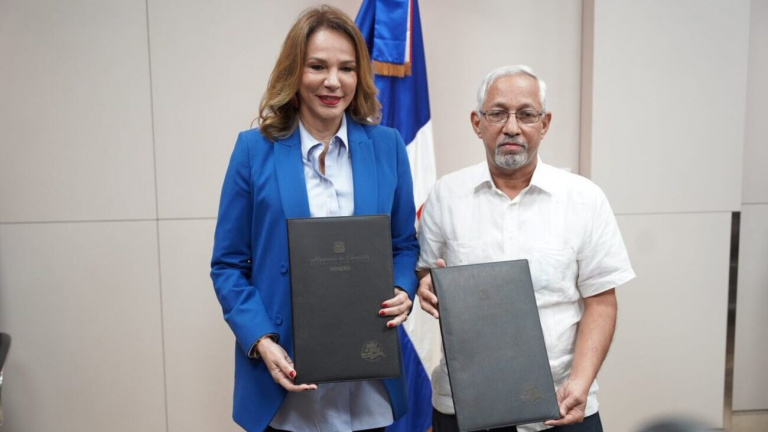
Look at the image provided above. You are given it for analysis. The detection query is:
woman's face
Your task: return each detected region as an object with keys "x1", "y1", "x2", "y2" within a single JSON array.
[{"x1": 297, "y1": 28, "x2": 358, "y2": 131}]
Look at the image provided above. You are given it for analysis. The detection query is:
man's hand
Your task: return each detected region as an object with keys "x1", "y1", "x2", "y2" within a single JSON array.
[
  {"x1": 257, "y1": 337, "x2": 318, "y2": 392},
  {"x1": 546, "y1": 288, "x2": 617, "y2": 426},
  {"x1": 380, "y1": 287, "x2": 413, "y2": 328},
  {"x1": 417, "y1": 258, "x2": 446, "y2": 318},
  {"x1": 544, "y1": 378, "x2": 590, "y2": 426}
]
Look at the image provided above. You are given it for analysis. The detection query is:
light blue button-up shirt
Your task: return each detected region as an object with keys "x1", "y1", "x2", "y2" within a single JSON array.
[
  {"x1": 269, "y1": 117, "x2": 394, "y2": 431},
  {"x1": 300, "y1": 117, "x2": 355, "y2": 218}
]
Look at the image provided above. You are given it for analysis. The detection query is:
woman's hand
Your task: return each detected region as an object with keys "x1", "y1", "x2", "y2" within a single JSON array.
[
  {"x1": 257, "y1": 337, "x2": 318, "y2": 392},
  {"x1": 380, "y1": 287, "x2": 413, "y2": 328}
]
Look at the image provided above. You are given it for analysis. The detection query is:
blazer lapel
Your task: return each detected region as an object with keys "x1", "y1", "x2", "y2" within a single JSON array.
[
  {"x1": 348, "y1": 116, "x2": 378, "y2": 215},
  {"x1": 275, "y1": 130, "x2": 311, "y2": 218}
]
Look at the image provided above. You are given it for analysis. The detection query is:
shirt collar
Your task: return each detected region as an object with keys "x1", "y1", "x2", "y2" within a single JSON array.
[
  {"x1": 473, "y1": 156, "x2": 560, "y2": 195},
  {"x1": 298, "y1": 116, "x2": 349, "y2": 160},
  {"x1": 528, "y1": 157, "x2": 560, "y2": 194}
]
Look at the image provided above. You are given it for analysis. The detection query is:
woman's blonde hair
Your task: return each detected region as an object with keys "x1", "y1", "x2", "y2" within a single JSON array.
[{"x1": 258, "y1": 5, "x2": 381, "y2": 141}]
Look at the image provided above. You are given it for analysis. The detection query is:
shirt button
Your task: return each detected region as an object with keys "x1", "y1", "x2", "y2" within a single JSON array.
[
  {"x1": 280, "y1": 263, "x2": 288, "y2": 274},
  {"x1": 274, "y1": 314, "x2": 283, "y2": 326}
]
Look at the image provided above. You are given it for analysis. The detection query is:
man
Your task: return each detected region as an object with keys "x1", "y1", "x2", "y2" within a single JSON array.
[{"x1": 416, "y1": 65, "x2": 635, "y2": 432}]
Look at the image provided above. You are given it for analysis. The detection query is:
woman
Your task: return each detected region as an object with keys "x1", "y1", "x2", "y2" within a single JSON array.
[{"x1": 210, "y1": 5, "x2": 419, "y2": 432}]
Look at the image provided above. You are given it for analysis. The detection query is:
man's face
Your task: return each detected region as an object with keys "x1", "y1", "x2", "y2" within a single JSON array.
[{"x1": 471, "y1": 75, "x2": 551, "y2": 173}]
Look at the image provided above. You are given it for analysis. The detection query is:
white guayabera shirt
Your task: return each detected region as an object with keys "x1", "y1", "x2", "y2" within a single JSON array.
[{"x1": 417, "y1": 159, "x2": 635, "y2": 432}]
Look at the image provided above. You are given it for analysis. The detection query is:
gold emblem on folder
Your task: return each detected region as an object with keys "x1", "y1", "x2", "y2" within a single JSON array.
[
  {"x1": 520, "y1": 383, "x2": 544, "y2": 402},
  {"x1": 361, "y1": 340, "x2": 385, "y2": 362},
  {"x1": 333, "y1": 242, "x2": 345, "y2": 254}
]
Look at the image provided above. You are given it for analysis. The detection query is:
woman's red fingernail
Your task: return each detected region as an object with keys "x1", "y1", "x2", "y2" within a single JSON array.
[
  {"x1": 289, "y1": 370, "x2": 295, "y2": 378},
  {"x1": 381, "y1": 302, "x2": 388, "y2": 308},
  {"x1": 379, "y1": 310, "x2": 386, "y2": 316},
  {"x1": 387, "y1": 322, "x2": 394, "y2": 328}
]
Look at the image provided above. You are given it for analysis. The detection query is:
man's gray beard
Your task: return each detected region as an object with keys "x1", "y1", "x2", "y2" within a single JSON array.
[{"x1": 494, "y1": 147, "x2": 529, "y2": 169}]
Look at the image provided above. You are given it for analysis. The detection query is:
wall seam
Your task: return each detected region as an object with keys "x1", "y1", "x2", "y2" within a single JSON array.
[
  {"x1": 578, "y1": 0, "x2": 595, "y2": 178},
  {"x1": 144, "y1": 0, "x2": 171, "y2": 430},
  {"x1": 0, "y1": 217, "x2": 218, "y2": 226}
]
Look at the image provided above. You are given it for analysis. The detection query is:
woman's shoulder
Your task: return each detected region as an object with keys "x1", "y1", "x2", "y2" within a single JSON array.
[
  {"x1": 237, "y1": 127, "x2": 270, "y2": 143},
  {"x1": 357, "y1": 122, "x2": 402, "y2": 144},
  {"x1": 234, "y1": 127, "x2": 291, "y2": 151}
]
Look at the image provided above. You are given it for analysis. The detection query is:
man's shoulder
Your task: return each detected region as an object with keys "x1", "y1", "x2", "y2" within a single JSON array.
[
  {"x1": 432, "y1": 161, "x2": 488, "y2": 196},
  {"x1": 538, "y1": 162, "x2": 607, "y2": 203}
]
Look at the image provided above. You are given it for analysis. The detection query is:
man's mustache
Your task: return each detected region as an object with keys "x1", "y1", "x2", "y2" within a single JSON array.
[{"x1": 497, "y1": 136, "x2": 528, "y2": 149}]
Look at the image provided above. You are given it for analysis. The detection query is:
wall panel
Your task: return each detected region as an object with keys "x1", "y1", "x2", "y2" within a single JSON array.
[
  {"x1": 599, "y1": 212, "x2": 731, "y2": 430},
  {"x1": 733, "y1": 204, "x2": 768, "y2": 410},
  {"x1": 158, "y1": 220, "x2": 241, "y2": 432},
  {"x1": 742, "y1": 0, "x2": 768, "y2": 204},
  {"x1": 0, "y1": 222, "x2": 166, "y2": 432},
  {"x1": 586, "y1": 0, "x2": 750, "y2": 214},
  {"x1": 0, "y1": 0, "x2": 156, "y2": 223}
]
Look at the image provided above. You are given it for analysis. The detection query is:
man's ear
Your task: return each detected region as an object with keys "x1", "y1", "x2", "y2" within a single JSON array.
[
  {"x1": 541, "y1": 112, "x2": 552, "y2": 136},
  {"x1": 471, "y1": 111, "x2": 482, "y2": 138}
]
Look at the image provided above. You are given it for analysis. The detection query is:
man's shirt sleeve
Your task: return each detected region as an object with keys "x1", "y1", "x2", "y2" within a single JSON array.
[{"x1": 576, "y1": 188, "x2": 636, "y2": 297}]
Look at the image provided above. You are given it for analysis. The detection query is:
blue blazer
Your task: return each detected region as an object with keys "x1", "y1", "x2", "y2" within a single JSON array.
[{"x1": 211, "y1": 115, "x2": 420, "y2": 432}]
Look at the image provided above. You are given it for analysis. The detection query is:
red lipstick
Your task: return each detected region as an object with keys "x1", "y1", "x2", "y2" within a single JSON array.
[{"x1": 318, "y1": 96, "x2": 342, "y2": 106}]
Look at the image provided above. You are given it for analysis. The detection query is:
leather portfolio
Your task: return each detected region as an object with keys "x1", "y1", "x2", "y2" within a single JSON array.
[
  {"x1": 287, "y1": 215, "x2": 401, "y2": 384},
  {"x1": 431, "y1": 260, "x2": 560, "y2": 431}
]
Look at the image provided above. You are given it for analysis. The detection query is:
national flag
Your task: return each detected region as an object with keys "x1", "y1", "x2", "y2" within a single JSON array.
[{"x1": 356, "y1": 1, "x2": 440, "y2": 431}]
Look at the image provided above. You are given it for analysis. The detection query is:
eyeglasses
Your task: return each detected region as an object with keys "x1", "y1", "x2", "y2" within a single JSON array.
[{"x1": 479, "y1": 109, "x2": 545, "y2": 125}]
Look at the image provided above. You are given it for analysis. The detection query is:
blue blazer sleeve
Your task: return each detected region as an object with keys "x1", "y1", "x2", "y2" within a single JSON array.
[
  {"x1": 210, "y1": 132, "x2": 278, "y2": 355},
  {"x1": 389, "y1": 129, "x2": 419, "y2": 299}
]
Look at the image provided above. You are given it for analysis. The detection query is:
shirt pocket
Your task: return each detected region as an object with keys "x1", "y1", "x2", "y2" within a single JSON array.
[{"x1": 523, "y1": 245, "x2": 577, "y2": 298}]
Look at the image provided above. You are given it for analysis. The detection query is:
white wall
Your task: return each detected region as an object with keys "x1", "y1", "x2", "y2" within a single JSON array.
[
  {"x1": 423, "y1": 0, "x2": 583, "y2": 176},
  {"x1": 733, "y1": 0, "x2": 768, "y2": 413},
  {"x1": 581, "y1": 1, "x2": 753, "y2": 431},
  {"x1": 0, "y1": 1, "x2": 764, "y2": 431}
]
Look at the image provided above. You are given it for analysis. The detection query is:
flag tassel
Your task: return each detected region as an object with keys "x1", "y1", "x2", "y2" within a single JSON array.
[{"x1": 373, "y1": 60, "x2": 413, "y2": 78}]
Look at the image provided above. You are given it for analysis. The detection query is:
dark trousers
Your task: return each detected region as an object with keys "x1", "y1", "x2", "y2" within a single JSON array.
[
  {"x1": 432, "y1": 409, "x2": 603, "y2": 432},
  {"x1": 266, "y1": 427, "x2": 385, "y2": 432}
]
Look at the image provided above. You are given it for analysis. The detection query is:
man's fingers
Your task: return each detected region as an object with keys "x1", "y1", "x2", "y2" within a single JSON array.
[
  {"x1": 544, "y1": 411, "x2": 583, "y2": 426},
  {"x1": 420, "y1": 287, "x2": 438, "y2": 305},
  {"x1": 544, "y1": 392, "x2": 585, "y2": 426},
  {"x1": 417, "y1": 277, "x2": 440, "y2": 318},
  {"x1": 420, "y1": 301, "x2": 439, "y2": 318},
  {"x1": 414, "y1": 260, "x2": 445, "y2": 319},
  {"x1": 418, "y1": 291, "x2": 440, "y2": 318}
]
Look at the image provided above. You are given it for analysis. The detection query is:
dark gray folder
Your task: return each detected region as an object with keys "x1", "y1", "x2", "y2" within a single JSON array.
[
  {"x1": 287, "y1": 215, "x2": 401, "y2": 384},
  {"x1": 431, "y1": 260, "x2": 560, "y2": 431}
]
